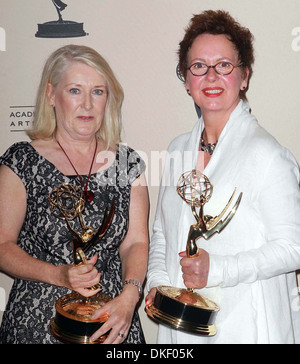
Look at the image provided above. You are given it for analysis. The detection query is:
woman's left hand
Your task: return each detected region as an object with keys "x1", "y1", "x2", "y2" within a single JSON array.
[
  {"x1": 179, "y1": 249, "x2": 210, "y2": 289},
  {"x1": 90, "y1": 173, "x2": 149, "y2": 344},
  {"x1": 89, "y1": 291, "x2": 136, "y2": 344}
]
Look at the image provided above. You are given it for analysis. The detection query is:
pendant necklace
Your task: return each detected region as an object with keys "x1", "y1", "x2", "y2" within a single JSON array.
[
  {"x1": 200, "y1": 129, "x2": 218, "y2": 155},
  {"x1": 56, "y1": 138, "x2": 98, "y2": 203}
]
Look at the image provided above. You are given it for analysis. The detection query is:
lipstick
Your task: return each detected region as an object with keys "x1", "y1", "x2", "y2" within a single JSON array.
[{"x1": 202, "y1": 87, "x2": 224, "y2": 97}]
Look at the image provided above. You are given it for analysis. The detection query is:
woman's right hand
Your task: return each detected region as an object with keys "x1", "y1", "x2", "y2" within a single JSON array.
[
  {"x1": 58, "y1": 254, "x2": 101, "y2": 297},
  {"x1": 145, "y1": 287, "x2": 157, "y2": 306}
]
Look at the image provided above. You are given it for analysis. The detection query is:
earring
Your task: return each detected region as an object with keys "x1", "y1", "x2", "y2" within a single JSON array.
[{"x1": 176, "y1": 64, "x2": 185, "y2": 82}]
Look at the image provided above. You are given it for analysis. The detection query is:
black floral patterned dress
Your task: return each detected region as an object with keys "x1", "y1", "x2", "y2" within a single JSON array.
[{"x1": 0, "y1": 141, "x2": 146, "y2": 344}]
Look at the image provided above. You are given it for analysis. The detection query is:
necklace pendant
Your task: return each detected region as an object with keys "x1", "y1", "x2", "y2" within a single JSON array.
[
  {"x1": 84, "y1": 190, "x2": 94, "y2": 203},
  {"x1": 200, "y1": 129, "x2": 217, "y2": 156},
  {"x1": 56, "y1": 138, "x2": 98, "y2": 205},
  {"x1": 200, "y1": 142, "x2": 217, "y2": 155}
]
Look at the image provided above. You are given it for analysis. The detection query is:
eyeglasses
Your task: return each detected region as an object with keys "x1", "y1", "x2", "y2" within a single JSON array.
[{"x1": 187, "y1": 61, "x2": 243, "y2": 77}]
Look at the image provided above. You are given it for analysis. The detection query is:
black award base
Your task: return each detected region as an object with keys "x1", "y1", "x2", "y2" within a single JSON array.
[
  {"x1": 50, "y1": 292, "x2": 111, "y2": 344},
  {"x1": 145, "y1": 286, "x2": 219, "y2": 336},
  {"x1": 35, "y1": 21, "x2": 87, "y2": 38}
]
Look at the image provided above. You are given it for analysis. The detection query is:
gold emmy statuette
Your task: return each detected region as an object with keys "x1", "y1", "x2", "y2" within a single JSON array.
[
  {"x1": 146, "y1": 170, "x2": 242, "y2": 336},
  {"x1": 49, "y1": 183, "x2": 115, "y2": 344}
]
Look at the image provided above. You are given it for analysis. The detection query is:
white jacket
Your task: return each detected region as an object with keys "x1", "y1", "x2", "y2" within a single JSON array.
[{"x1": 147, "y1": 100, "x2": 300, "y2": 344}]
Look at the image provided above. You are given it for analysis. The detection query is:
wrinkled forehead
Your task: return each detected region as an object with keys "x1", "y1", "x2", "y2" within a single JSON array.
[{"x1": 50, "y1": 59, "x2": 107, "y2": 88}]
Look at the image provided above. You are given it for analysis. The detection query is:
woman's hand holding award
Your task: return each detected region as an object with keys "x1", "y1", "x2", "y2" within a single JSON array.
[
  {"x1": 49, "y1": 183, "x2": 115, "y2": 344},
  {"x1": 146, "y1": 170, "x2": 242, "y2": 336}
]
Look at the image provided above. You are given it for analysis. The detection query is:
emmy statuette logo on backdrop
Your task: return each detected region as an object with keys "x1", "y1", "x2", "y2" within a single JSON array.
[{"x1": 36, "y1": 0, "x2": 87, "y2": 38}]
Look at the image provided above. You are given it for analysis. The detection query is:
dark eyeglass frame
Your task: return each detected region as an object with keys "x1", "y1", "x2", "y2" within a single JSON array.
[{"x1": 187, "y1": 61, "x2": 243, "y2": 77}]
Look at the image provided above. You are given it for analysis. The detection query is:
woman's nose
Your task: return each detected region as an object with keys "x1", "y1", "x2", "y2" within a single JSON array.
[
  {"x1": 206, "y1": 66, "x2": 218, "y2": 81},
  {"x1": 83, "y1": 93, "x2": 92, "y2": 110}
]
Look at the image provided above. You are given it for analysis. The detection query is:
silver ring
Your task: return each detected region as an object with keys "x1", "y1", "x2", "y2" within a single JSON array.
[{"x1": 118, "y1": 333, "x2": 125, "y2": 338}]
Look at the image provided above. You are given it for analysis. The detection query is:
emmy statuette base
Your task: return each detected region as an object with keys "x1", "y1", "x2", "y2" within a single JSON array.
[
  {"x1": 51, "y1": 292, "x2": 111, "y2": 344},
  {"x1": 50, "y1": 319, "x2": 107, "y2": 344},
  {"x1": 145, "y1": 286, "x2": 219, "y2": 336}
]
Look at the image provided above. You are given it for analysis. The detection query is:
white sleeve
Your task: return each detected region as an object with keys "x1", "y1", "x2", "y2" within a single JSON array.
[
  {"x1": 146, "y1": 182, "x2": 172, "y2": 291},
  {"x1": 207, "y1": 148, "x2": 300, "y2": 288}
]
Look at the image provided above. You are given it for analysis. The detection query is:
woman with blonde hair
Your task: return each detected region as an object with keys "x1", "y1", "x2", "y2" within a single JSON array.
[{"x1": 0, "y1": 45, "x2": 149, "y2": 344}]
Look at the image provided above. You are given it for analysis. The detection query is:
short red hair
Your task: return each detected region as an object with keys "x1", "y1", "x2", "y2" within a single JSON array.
[{"x1": 178, "y1": 10, "x2": 255, "y2": 101}]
